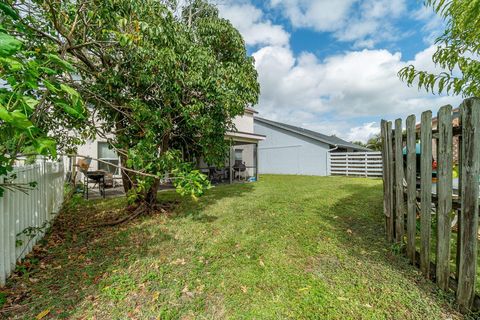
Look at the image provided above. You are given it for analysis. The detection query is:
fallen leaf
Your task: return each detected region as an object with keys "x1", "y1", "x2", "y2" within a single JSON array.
[
  {"x1": 171, "y1": 258, "x2": 186, "y2": 265},
  {"x1": 152, "y1": 291, "x2": 160, "y2": 302},
  {"x1": 259, "y1": 260, "x2": 265, "y2": 267},
  {"x1": 241, "y1": 286, "x2": 248, "y2": 293},
  {"x1": 36, "y1": 309, "x2": 50, "y2": 319},
  {"x1": 182, "y1": 286, "x2": 194, "y2": 298}
]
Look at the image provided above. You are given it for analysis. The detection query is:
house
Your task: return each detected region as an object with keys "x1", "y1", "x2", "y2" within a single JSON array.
[
  {"x1": 204, "y1": 107, "x2": 266, "y2": 182},
  {"x1": 254, "y1": 117, "x2": 370, "y2": 176},
  {"x1": 416, "y1": 107, "x2": 461, "y2": 163},
  {"x1": 71, "y1": 107, "x2": 265, "y2": 184}
]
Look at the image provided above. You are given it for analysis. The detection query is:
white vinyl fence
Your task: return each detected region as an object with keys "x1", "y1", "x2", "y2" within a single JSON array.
[
  {"x1": 329, "y1": 151, "x2": 383, "y2": 177},
  {"x1": 0, "y1": 161, "x2": 65, "y2": 286}
]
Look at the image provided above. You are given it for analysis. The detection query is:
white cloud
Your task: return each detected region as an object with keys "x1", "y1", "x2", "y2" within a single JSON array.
[
  {"x1": 253, "y1": 45, "x2": 462, "y2": 142},
  {"x1": 345, "y1": 122, "x2": 380, "y2": 142},
  {"x1": 270, "y1": 0, "x2": 355, "y2": 32},
  {"x1": 413, "y1": 5, "x2": 445, "y2": 44},
  {"x1": 270, "y1": 0, "x2": 407, "y2": 48},
  {"x1": 214, "y1": 0, "x2": 461, "y2": 143},
  {"x1": 218, "y1": 3, "x2": 290, "y2": 47}
]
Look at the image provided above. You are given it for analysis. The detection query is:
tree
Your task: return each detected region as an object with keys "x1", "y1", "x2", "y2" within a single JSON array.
[
  {"x1": 351, "y1": 141, "x2": 367, "y2": 148},
  {"x1": 351, "y1": 134, "x2": 382, "y2": 151},
  {"x1": 366, "y1": 134, "x2": 382, "y2": 151},
  {"x1": 6, "y1": 0, "x2": 259, "y2": 210},
  {"x1": 0, "y1": 7, "x2": 90, "y2": 196},
  {"x1": 399, "y1": 0, "x2": 480, "y2": 97}
]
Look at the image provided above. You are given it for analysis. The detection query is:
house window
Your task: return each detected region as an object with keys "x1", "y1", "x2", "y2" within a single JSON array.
[
  {"x1": 98, "y1": 142, "x2": 119, "y2": 175},
  {"x1": 235, "y1": 149, "x2": 243, "y2": 161}
]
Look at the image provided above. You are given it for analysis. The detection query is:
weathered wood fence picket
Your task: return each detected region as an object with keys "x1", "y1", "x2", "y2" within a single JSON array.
[
  {"x1": 0, "y1": 160, "x2": 65, "y2": 287},
  {"x1": 381, "y1": 97, "x2": 480, "y2": 312}
]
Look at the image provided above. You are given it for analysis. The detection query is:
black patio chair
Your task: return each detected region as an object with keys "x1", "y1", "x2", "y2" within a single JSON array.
[{"x1": 208, "y1": 167, "x2": 224, "y2": 184}]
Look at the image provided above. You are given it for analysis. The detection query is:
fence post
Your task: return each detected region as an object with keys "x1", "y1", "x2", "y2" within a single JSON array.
[
  {"x1": 436, "y1": 105, "x2": 453, "y2": 291},
  {"x1": 381, "y1": 120, "x2": 395, "y2": 242},
  {"x1": 406, "y1": 115, "x2": 417, "y2": 264},
  {"x1": 346, "y1": 153, "x2": 349, "y2": 176},
  {"x1": 394, "y1": 119, "x2": 405, "y2": 243},
  {"x1": 0, "y1": 182, "x2": 5, "y2": 286},
  {"x1": 420, "y1": 110, "x2": 432, "y2": 278},
  {"x1": 456, "y1": 107, "x2": 463, "y2": 284},
  {"x1": 381, "y1": 121, "x2": 389, "y2": 237},
  {"x1": 457, "y1": 98, "x2": 480, "y2": 312},
  {"x1": 364, "y1": 153, "x2": 368, "y2": 177}
]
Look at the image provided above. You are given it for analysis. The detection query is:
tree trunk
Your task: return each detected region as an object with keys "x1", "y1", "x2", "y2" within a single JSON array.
[
  {"x1": 120, "y1": 153, "x2": 134, "y2": 194},
  {"x1": 145, "y1": 178, "x2": 160, "y2": 208}
]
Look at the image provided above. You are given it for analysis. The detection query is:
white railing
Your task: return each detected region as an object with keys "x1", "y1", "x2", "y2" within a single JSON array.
[
  {"x1": 329, "y1": 151, "x2": 383, "y2": 177},
  {"x1": 0, "y1": 160, "x2": 65, "y2": 286}
]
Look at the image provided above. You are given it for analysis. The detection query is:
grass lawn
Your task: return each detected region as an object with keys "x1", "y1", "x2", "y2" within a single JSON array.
[{"x1": 1, "y1": 175, "x2": 463, "y2": 319}]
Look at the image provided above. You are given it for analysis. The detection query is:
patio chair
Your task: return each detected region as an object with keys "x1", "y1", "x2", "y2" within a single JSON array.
[{"x1": 208, "y1": 167, "x2": 224, "y2": 184}]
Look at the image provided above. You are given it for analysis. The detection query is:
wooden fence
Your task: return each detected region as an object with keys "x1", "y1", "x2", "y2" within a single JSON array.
[
  {"x1": 0, "y1": 160, "x2": 65, "y2": 286},
  {"x1": 381, "y1": 97, "x2": 480, "y2": 312},
  {"x1": 329, "y1": 152, "x2": 383, "y2": 177}
]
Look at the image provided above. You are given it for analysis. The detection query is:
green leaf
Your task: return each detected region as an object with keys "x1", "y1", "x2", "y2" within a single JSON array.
[
  {"x1": 8, "y1": 110, "x2": 34, "y2": 129},
  {"x1": 57, "y1": 102, "x2": 83, "y2": 119},
  {"x1": 0, "y1": 57, "x2": 22, "y2": 70},
  {"x1": 45, "y1": 54, "x2": 75, "y2": 72},
  {"x1": 39, "y1": 66, "x2": 58, "y2": 75},
  {"x1": 43, "y1": 80, "x2": 58, "y2": 93},
  {"x1": 22, "y1": 96, "x2": 39, "y2": 111},
  {"x1": 34, "y1": 137, "x2": 57, "y2": 157},
  {"x1": 0, "y1": 32, "x2": 22, "y2": 57},
  {"x1": 0, "y1": 105, "x2": 12, "y2": 122},
  {"x1": 0, "y1": 3, "x2": 19, "y2": 20},
  {"x1": 60, "y1": 84, "x2": 79, "y2": 98}
]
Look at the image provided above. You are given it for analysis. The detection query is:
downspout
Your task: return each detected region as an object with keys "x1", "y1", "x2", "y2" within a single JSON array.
[{"x1": 327, "y1": 144, "x2": 338, "y2": 176}]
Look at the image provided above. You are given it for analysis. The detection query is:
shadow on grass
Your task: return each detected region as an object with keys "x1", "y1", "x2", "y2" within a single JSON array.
[
  {"x1": 167, "y1": 182, "x2": 254, "y2": 221},
  {"x1": 322, "y1": 182, "x2": 461, "y2": 311},
  {"x1": 1, "y1": 182, "x2": 254, "y2": 318}
]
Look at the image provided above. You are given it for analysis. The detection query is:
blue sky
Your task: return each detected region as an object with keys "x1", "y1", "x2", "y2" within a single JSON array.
[{"x1": 217, "y1": 0, "x2": 462, "y2": 142}]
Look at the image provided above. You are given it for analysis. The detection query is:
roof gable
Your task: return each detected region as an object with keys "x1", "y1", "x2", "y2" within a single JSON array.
[{"x1": 254, "y1": 117, "x2": 371, "y2": 151}]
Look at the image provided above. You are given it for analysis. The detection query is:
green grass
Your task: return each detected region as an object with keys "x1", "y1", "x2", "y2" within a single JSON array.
[{"x1": 3, "y1": 175, "x2": 463, "y2": 319}]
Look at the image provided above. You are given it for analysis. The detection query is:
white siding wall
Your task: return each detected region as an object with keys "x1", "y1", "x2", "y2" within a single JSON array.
[
  {"x1": 232, "y1": 112, "x2": 254, "y2": 133},
  {"x1": 254, "y1": 121, "x2": 330, "y2": 176},
  {"x1": 76, "y1": 140, "x2": 100, "y2": 170}
]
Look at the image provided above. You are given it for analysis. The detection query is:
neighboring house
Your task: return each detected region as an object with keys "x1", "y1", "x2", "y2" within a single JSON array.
[
  {"x1": 254, "y1": 117, "x2": 370, "y2": 176},
  {"x1": 416, "y1": 107, "x2": 461, "y2": 163},
  {"x1": 72, "y1": 107, "x2": 265, "y2": 183},
  {"x1": 198, "y1": 107, "x2": 265, "y2": 182}
]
